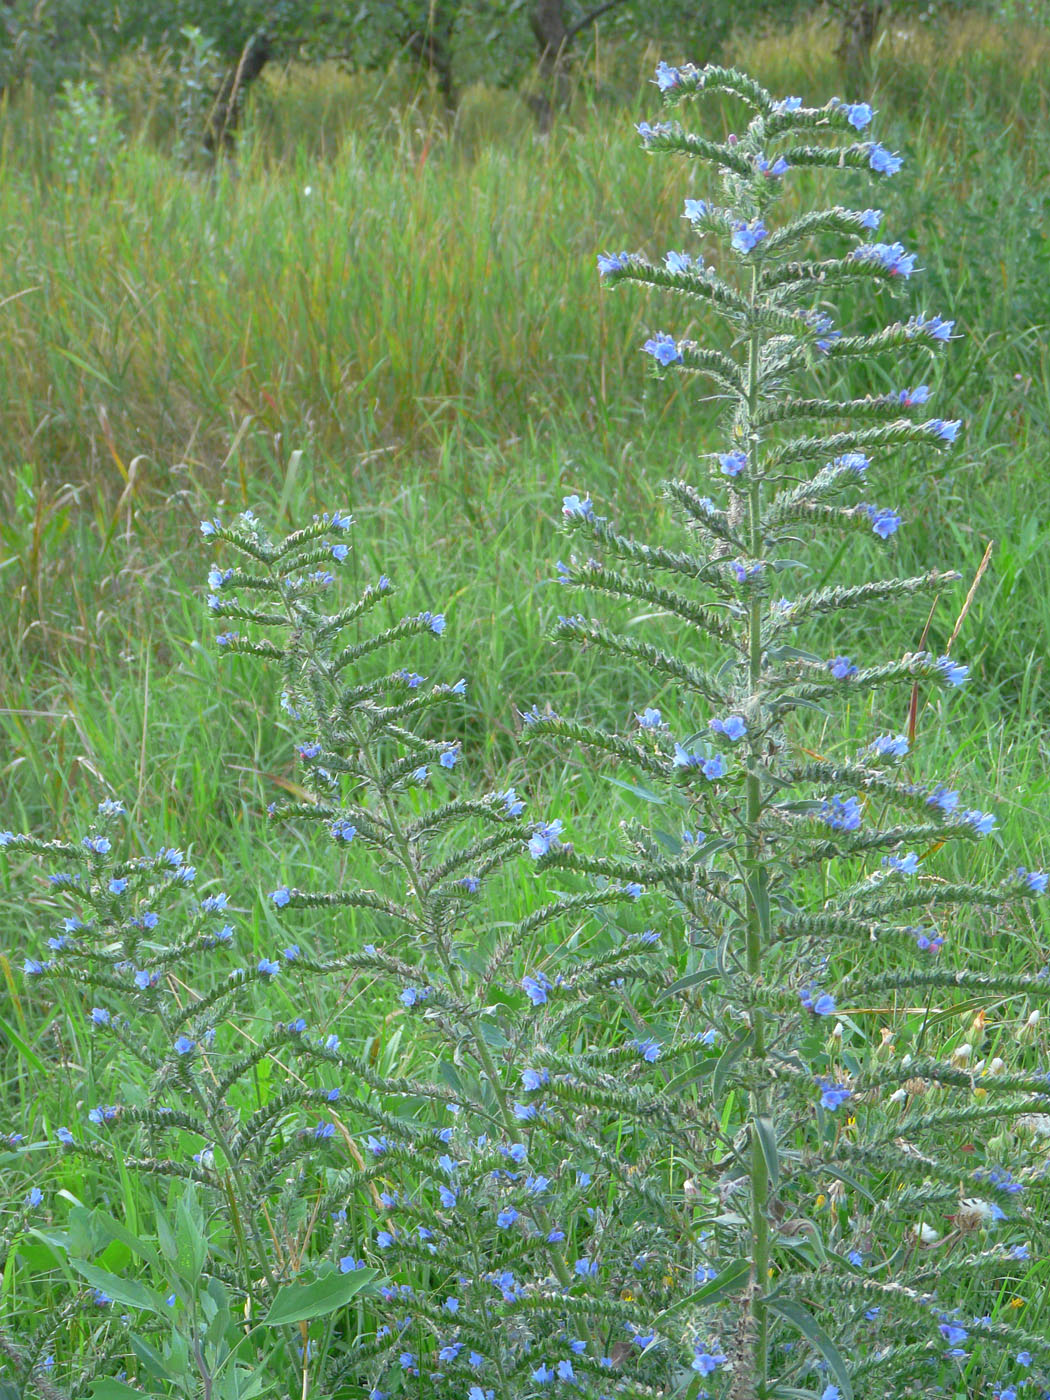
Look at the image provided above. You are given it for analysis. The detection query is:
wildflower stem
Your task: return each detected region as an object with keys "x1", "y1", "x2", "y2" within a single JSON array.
[{"x1": 745, "y1": 264, "x2": 772, "y2": 1389}]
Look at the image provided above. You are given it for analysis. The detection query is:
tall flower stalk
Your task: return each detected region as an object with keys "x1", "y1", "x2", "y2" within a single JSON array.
[{"x1": 532, "y1": 63, "x2": 1050, "y2": 1398}]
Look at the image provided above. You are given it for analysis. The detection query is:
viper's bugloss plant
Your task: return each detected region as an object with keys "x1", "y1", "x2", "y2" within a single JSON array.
[
  {"x1": 526, "y1": 62, "x2": 1050, "y2": 1400},
  {"x1": 3, "y1": 60, "x2": 1050, "y2": 1400}
]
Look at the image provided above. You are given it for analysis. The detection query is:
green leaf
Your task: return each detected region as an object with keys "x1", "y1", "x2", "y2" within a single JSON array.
[
  {"x1": 87, "y1": 1208, "x2": 161, "y2": 1271},
  {"x1": 478, "y1": 1018, "x2": 510, "y2": 1050},
  {"x1": 713, "y1": 1031, "x2": 753, "y2": 1100},
  {"x1": 70, "y1": 1259, "x2": 167, "y2": 1316},
  {"x1": 658, "y1": 966, "x2": 719, "y2": 1001},
  {"x1": 660, "y1": 1257, "x2": 750, "y2": 1316},
  {"x1": 129, "y1": 1332, "x2": 175, "y2": 1384},
  {"x1": 768, "y1": 1298, "x2": 853, "y2": 1399},
  {"x1": 602, "y1": 775, "x2": 666, "y2": 805},
  {"x1": 87, "y1": 1381, "x2": 148, "y2": 1399},
  {"x1": 754, "y1": 1115, "x2": 780, "y2": 1191},
  {"x1": 819, "y1": 1162, "x2": 876, "y2": 1205},
  {"x1": 664, "y1": 1057, "x2": 718, "y2": 1094},
  {"x1": 263, "y1": 1266, "x2": 378, "y2": 1325}
]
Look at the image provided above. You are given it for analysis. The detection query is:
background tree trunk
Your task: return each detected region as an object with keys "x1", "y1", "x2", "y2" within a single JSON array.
[
  {"x1": 205, "y1": 30, "x2": 272, "y2": 154},
  {"x1": 835, "y1": 0, "x2": 886, "y2": 87},
  {"x1": 528, "y1": 0, "x2": 570, "y2": 134}
]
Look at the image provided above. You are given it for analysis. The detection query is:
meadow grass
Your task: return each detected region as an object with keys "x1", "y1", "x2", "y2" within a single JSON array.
[{"x1": 3, "y1": 12, "x2": 1050, "y2": 1372}]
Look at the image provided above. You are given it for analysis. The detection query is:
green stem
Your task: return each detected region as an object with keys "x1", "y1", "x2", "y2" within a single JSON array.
[{"x1": 744, "y1": 263, "x2": 772, "y2": 1391}]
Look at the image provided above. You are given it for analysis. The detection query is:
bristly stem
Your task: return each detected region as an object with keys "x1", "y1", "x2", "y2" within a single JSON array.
[{"x1": 744, "y1": 261, "x2": 771, "y2": 1392}]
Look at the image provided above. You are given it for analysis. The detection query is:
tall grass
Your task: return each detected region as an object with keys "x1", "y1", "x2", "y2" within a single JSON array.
[{"x1": 2, "y1": 13, "x2": 1049, "y2": 1028}]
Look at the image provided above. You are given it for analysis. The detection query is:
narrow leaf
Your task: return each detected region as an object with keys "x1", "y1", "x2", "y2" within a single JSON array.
[
  {"x1": 263, "y1": 1266, "x2": 378, "y2": 1325},
  {"x1": 768, "y1": 1298, "x2": 853, "y2": 1399}
]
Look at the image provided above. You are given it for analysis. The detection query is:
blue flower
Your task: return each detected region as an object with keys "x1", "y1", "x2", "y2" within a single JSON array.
[
  {"x1": 439, "y1": 745, "x2": 460, "y2": 770},
  {"x1": 26, "y1": 1186, "x2": 43, "y2": 1206},
  {"x1": 636, "y1": 119, "x2": 674, "y2": 144},
  {"x1": 842, "y1": 100, "x2": 873, "y2": 129},
  {"x1": 692, "y1": 1344, "x2": 728, "y2": 1375},
  {"x1": 199, "y1": 518, "x2": 221, "y2": 536},
  {"x1": 419, "y1": 611, "x2": 446, "y2": 635},
  {"x1": 0, "y1": 831, "x2": 17, "y2": 846},
  {"x1": 522, "y1": 970, "x2": 552, "y2": 1006},
  {"x1": 92, "y1": 1288, "x2": 111, "y2": 1306},
  {"x1": 562, "y1": 494, "x2": 595, "y2": 520},
  {"x1": 82, "y1": 835, "x2": 111, "y2": 855},
  {"x1": 514, "y1": 1101, "x2": 539, "y2": 1122},
  {"x1": 817, "y1": 1079, "x2": 851, "y2": 1111},
  {"x1": 257, "y1": 958, "x2": 280, "y2": 977},
  {"x1": 400, "y1": 986, "x2": 429, "y2": 1007},
  {"x1": 702, "y1": 754, "x2": 727, "y2": 779},
  {"x1": 313, "y1": 1121, "x2": 335, "y2": 1140},
  {"x1": 528, "y1": 819, "x2": 565, "y2": 859},
  {"x1": 731, "y1": 219, "x2": 768, "y2": 253},
  {"x1": 755, "y1": 153, "x2": 789, "y2": 177},
  {"x1": 926, "y1": 784, "x2": 959, "y2": 814},
  {"x1": 883, "y1": 851, "x2": 920, "y2": 873},
  {"x1": 339, "y1": 1256, "x2": 366, "y2": 1273},
  {"x1": 108, "y1": 877, "x2": 128, "y2": 895},
  {"x1": 90, "y1": 1007, "x2": 110, "y2": 1026},
  {"x1": 860, "y1": 503, "x2": 902, "y2": 538},
  {"x1": 633, "y1": 1036, "x2": 661, "y2": 1062},
  {"x1": 497, "y1": 1207, "x2": 519, "y2": 1228},
  {"x1": 821, "y1": 794, "x2": 862, "y2": 831},
  {"x1": 851, "y1": 241, "x2": 916, "y2": 277},
  {"x1": 653, "y1": 60, "x2": 682, "y2": 91},
  {"x1": 439, "y1": 1184, "x2": 457, "y2": 1208},
  {"x1": 709, "y1": 714, "x2": 746, "y2": 741},
  {"x1": 718, "y1": 450, "x2": 747, "y2": 477},
  {"x1": 776, "y1": 95, "x2": 802, "y2": 113},
  {"x1": 635, "y1": 707, "x2": 664, "y2": 729},
  {"x1": 683, "y1": 198, "x2": 708, "y2": 220},
  {"x1": 556, "y1": 1360, "x2": 575, "y2": 1381},
  {"x1": 907, "y1": 312, "x2": 955, "y2": 343},
  {"x1": 133, "y1": 969, "x2": 158, "y2": 989},
  {"x1": 899, "y1": 384, "x2": 931, "y2": 406},
  {"x1": 926, "y1": 417, "x2": 961, "y2": 443},
  {"x1": 664, "y1": 250, "x2": 695, "y2": 274},
  {"x1": 287, "y1": 1018, "x2": 306, "y2": 1033},
  {"x1": 173, "y1": 1033, "x2": 197, "y2": 1057},
  {"x1": 270, "y1": 887, "x2": 291, "y2": 907},
  {"x1": 965, "y1": 809, "x2": 997, "y2": 836},
  {"x1": 642, "y1": 333, "x2": 682, "y2": 367},
  {"x1": 935, "y1": 655, "x2": 969, "y2": 687},
  {"x1": 56, "y1": 1127, "x2": 74, "y2": 1146},
  {"x1": 800, "y1": 987, "x2": 837, "y2": 1017},
  {"x1": 869, "y1": 733, "x2": 909, "y2": 758},
  {"x1": 868, "y1": 142, "x2": 903, "y2": 175},
  {"x1": 857, "y1": 207, "x2": 882, "y2": 229},
  {"x1": 532, "y1": 1365, "x2": 555, "y2": 1385},
  {"x1": 822, "y1": 1387, "x2": 842, "y2": 1400},
  {"x1": 914, "y1": 927, "x2": 944, "y2": 953},
  {"x1": 938, "y1": 1319, "x2": 968, "y2": 1347},
  {"x1": 1017, "y1": 868, "x2": 1048, "y2": 894},
  {"x1": 497, "y1": 786, "x2": 525, "y2": 816},
  {"x1": 23, "y1": 959, "x2": 47, "y2": 976},
  {"x1": 521, "y1": 1067, "x2": 549, "y2": 1090},
  {"x1": 574, "y1": 1257, "x2": 598, "y2": 1278},
  {"x1": 597, "y1": 251, "x2": 631, "y2": 276}
]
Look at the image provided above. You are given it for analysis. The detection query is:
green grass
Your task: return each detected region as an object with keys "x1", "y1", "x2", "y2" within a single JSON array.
[{"x1": 3, "y1": 11, "x2": 1050, "y2": 1380}]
